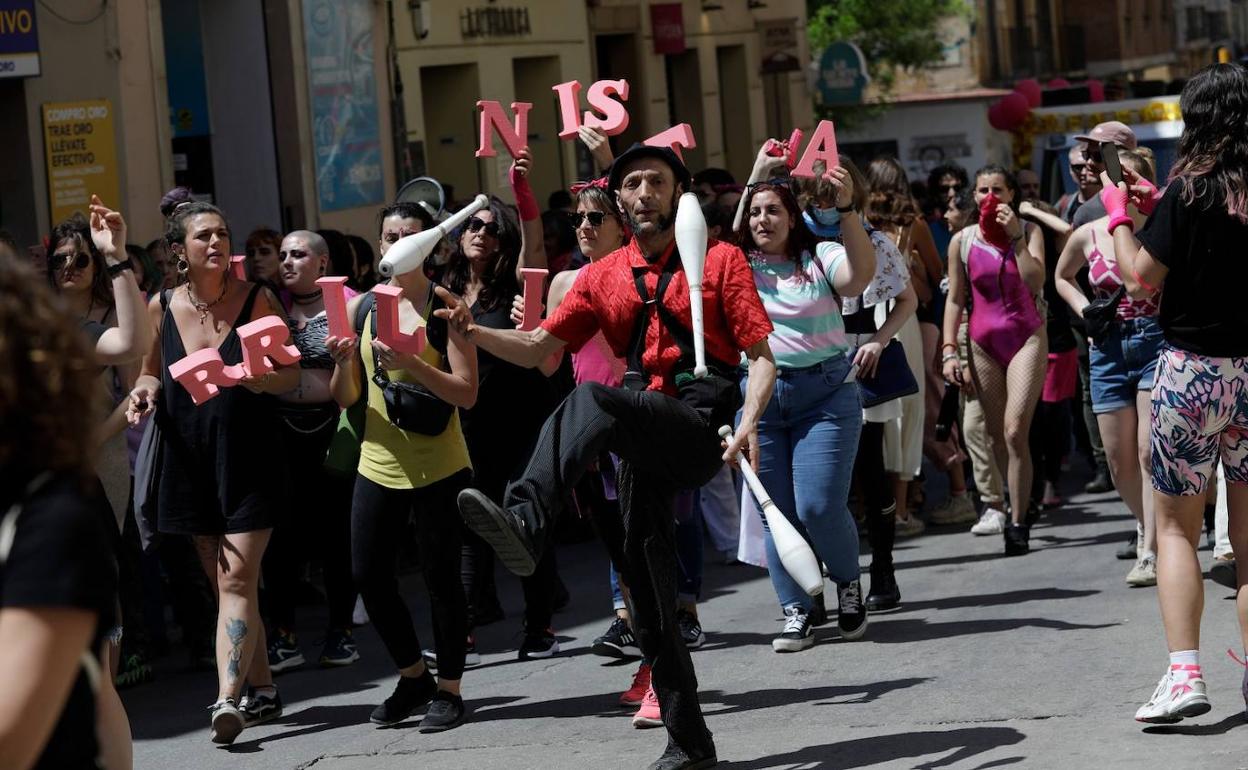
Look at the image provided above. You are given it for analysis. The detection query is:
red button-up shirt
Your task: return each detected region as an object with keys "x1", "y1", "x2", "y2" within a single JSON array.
[{"x1": 543, "y1": 236, "x2": 773, "y2": 395}]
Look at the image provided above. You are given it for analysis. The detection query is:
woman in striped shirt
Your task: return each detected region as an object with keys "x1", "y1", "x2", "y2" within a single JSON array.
[{"x1": 733, "y1": 157, "x2": 880, "y2": 652}]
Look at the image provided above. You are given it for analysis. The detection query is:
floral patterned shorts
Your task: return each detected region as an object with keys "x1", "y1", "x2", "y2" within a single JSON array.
[{"x1": 1151, "y1": 348, "x2": 1248, "y2": 495}]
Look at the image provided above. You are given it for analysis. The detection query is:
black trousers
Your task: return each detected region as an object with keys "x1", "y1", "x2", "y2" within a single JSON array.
[
  {"x1": 504, "y1": 382, "x2": 723, "y2": 757},
  {"x1": 263, "y1": 406, "x2": 356, "y2": 632},
  {"x1": 352, "y1": 471, "x2": 469, "y2": 680},
  {"x1": 854, "y1": 421, "x2": 897, "y2": 581}
]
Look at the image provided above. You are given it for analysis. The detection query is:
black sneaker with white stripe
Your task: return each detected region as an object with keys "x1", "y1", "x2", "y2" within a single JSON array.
[
  {"x1": 239, "y1": 687, "x2": 283, "y2": 726},
  {"x1": 677, "y1": 609, "x2": 706, "y2": 649},
  {"x1": 592, "y1": 617, "x2": 641, "y2": 659},
  {"x1": 772, "y1": 605, "x2": 814, "y2": 653},
  {"x1": 836, "y1": 580, "x2": 869, "y2": 640}
]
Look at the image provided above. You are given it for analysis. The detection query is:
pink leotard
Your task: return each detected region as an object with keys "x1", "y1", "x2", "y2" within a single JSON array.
[{"x1": 966, "y1": 228, "x2": 1042, "y2": 367}]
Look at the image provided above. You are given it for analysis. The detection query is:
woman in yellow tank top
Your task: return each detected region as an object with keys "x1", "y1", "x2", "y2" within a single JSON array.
[{"x1": 328, "y1": 200, "x2": 478, "y2": 732}]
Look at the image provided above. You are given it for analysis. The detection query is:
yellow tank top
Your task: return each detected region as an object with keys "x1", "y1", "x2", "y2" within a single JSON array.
[{"x1": 358, "y1": 308, "x2": 472, "y2": 489}]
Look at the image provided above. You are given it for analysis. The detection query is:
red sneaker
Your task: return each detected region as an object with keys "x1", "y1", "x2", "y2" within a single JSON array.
[
  {"x1": 631, "y1": 684, "x2": 662, "y2": 728},
  {"x1": 619, "y1": 663, "x2": 651, "y2": 706}
]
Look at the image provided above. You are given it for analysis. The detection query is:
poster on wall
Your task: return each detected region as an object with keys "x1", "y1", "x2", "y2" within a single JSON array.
[
  {"x1": 0, "y1": 0, "x2": 40, "y2": 79},
  {"x1": 42, "y1": 99, "x2": 121, "y2": 225},
  {"x1": 302, "y1": 0, "x2": 384, "y2": 211}
]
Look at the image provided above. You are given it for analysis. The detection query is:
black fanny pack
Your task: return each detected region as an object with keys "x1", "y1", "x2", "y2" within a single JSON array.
[{"x1": 362, "y1": 289, "x2": 455, "y2": 437}]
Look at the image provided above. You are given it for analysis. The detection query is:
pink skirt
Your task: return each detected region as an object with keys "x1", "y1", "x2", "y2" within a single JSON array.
[{"x1": 1043, "y1": 349, "x2": 1078, "y2": 403}]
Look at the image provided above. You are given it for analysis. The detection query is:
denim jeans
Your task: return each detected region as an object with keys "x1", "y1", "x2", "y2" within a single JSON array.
[
  {"x1": 610, "y1": 490, "x2": 701, "y2": 607},
  {"x1": 741, "y1": 354, "x2": 863, "y2": 611}
]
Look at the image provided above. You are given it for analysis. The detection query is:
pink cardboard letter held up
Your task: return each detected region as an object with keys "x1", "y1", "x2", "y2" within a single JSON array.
[
  {"x1": 583, "y1": 79, "x2": 630, "y2": 136},
  {"x1": 238, "y1": 315, "x2": 301, "y2": 377},
  {"x1": 552, "y1": 80, "x2": 584, "y2": 139},
  {"x1": 475, "y1": 101, "x2": 533, "y2": 158},
  {"x1": 644, "y1": 124, "x2": 697, "y2": 162},
  {"x1": 230, "y1": 255, "x2": 247, "y2": 281},
  {"x1": 317, "y1": 277, "x2": 354, "y2": 339},
  {"x1": 792, "y1": 120, "x2": 839, "y2": 179},
  {"x1": 518, "y1": 268, "x2": 549, "y2": 332},
  {"x1": 168, "y1": 349, "x2": 245, "y2": 405},
  {"x1": 372, "y1": 284, "x2": 426, "y2": 355}
]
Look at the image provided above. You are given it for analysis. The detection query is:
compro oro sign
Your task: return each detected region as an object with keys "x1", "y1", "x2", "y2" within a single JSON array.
[
  {"x1": 42, "y1": 100, "x2": 121, "y2": 224},
  {"x1": 0, "y1": 0, "x2": 40, "y2": 78}
]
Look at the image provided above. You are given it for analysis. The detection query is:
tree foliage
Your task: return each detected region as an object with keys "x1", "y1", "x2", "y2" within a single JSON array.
[{"x1": 807, "y1": 0, "x2": 966, "y2": 125}]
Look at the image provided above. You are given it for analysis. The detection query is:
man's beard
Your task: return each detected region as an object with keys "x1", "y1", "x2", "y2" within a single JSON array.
[{"x1": 623, "y1": 194, "x2": 678, "y2": 236}]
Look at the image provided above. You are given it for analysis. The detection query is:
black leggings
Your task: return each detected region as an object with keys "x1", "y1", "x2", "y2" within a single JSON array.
[
  {"x1": 351, "y1": 470, "x2": 470, "y2": 679},
  {"x1": 263, "y1": 405, "x2": 356, "y2": 632},
  {"x1": 854, "y1": 421, "x2": 897, "y2": 579},
  {"x1": 1030, "y1": 400, "x2": 1071, "y2": 496}
]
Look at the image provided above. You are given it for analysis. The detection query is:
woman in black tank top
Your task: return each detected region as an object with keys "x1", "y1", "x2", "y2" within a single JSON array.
[{"x1": 126, "y1": 202, "x2": 299, "y2": 745}]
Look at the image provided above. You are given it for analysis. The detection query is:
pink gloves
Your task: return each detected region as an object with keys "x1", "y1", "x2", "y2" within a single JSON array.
[
  {"x1": 1133, "y1": 176, "x2": 1163, "y2": 216},
  {"x1": 510, "y1": 164, "x2": 540, "y2": 222},
  {"x1": 1101, "y1": 183, "x2": 1133, "y2": 234}
]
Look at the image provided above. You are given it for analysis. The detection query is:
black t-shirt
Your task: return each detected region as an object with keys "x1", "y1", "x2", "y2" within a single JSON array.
[
  {"x1": 1071, "y1": 195, "x2": 1107, "y2": 230},
  {"x1": 0, "y1": 472, "x2": 116, "y2": 769},
  {"x1": 1137, "y1": 183, "x2": 1248, "y2": 357}
]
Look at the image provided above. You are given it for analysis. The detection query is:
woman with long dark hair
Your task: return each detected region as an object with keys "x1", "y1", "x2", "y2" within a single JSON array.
[
  {"x1": 127, "y1": 202, "x2": 298, "y2": 744},
  {"x1": 733, "y1": 151, "x2": 877, "y2": 650},
  {"x1": 941, "y1": 166, "x2": 1047, "y2": 556},
  {"x1": 1106, "y1": 63, "x2": 1248, "y2": 723}
]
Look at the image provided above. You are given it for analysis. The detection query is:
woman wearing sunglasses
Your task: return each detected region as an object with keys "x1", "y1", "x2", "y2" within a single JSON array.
[{"x1": 436, "y1": 148, "x2": 566, "y2": 666}]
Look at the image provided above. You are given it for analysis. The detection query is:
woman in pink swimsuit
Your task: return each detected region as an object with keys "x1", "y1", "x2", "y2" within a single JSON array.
[
  {"x1": 941, "y1": 166, "x2": 1047, "y2": 556},
  {"x1": 1055, "y1": 149, "x2": 1163, "y2": 589}
]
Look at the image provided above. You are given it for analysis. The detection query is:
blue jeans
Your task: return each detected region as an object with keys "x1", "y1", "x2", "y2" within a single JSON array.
[
  {"x1": 741, "y1": 354, "x2": 862, "y2": 612},
  {"x1": 610, "y1": 490, "x2": 701, "y2": 607},
  {"x1": 1089, "y1": 316, "x2": 1164, "y2": 414}
]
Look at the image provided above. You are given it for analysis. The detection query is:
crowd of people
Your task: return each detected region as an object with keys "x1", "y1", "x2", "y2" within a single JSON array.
[{"x1": 0, "y1": 61, "x2": 1246, "y2": 769}]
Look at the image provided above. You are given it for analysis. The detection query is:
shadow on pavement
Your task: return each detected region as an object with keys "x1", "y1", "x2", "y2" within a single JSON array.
[
  {"x1": 1142, "y1": 711, "x2": 1247, "y2": 736},
  {"x1": 715, "y1": 725, "x2": 1026, "y2": 769},
  {"x1": 882, "y1": 587, "x2": 1100, "y2": 614},
  {"x1": 866, "y1": 616, "x2": 1118, "y2": 644}
]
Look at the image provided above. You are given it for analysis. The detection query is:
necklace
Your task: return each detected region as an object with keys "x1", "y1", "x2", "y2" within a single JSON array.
[
  {"x1": 186, "y1": 276, "x2": 229, "y2": 324},
  {"x1": 292, "y1": 289, "x2": 323, "y2": 304}
]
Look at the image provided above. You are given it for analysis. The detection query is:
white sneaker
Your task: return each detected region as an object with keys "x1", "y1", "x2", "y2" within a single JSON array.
[
  {"x1": 929, "y1": 494, "x2": 978, "y2": 525},
  {"x1": 895, "y1": 515, "x2": 926, "y2": 538},
  {"x1": 970, "y1": 508, "x2": 1007, "y2": 536},
  {"x1": 1135, "y1": 665, "x2": 1211, "y2": 723},
  {"x1": 352, "y1": 596, "x2": 370, "y2": 626},
  {"x1": 1126, "y1": 555, "x2": 1158, "y2": 587}
]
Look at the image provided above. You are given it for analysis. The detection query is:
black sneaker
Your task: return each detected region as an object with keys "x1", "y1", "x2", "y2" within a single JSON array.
[
  {"x1": 518, "y1": 629, "x2": 561, "y2": 660},
  {"x1": 1117, "y1": 532, "x2": 1139, "y2": 560},
  {"x1": 866, "y1": 570, "x2": 901, "y2": 613},
  {"x1": 267, "y1": 629, "x2": 304, "y2": 674},
  {"x1": 1084, "y1": 469, "x2": 1114, "y2": 494},
  {"x1": 419, "y1": 691, "x2": 469, "y2": 733},
  {"x1": 1211, "y1": 557, "x2": 1237, "y2": 589},
  {"x1": 457, "y1": 489, "x2": 538, "y2": 577},
  {"x1": 808, "y1": 592, "x2": 828, "y2": 626},
  {"x1": 320, "y1": 629, "x2": 360, "y2": 667},
  {"x1": 676, "y1": 609, "x2": 705, "y2": 649},
  {"x1": 592, "y1": 617, "x2": 641, "y2": 659},
  {"x1": 649, "y1": 738, "x2": 717, "y2": 770},
  {"x1": 772, "y1": 605, "x2": 813, "y2": 653},
  {"x1": 837, "y1": 580, "x2": 869, "y2": 640},
  {"x1": 370, "y1": 671, "x2": 437, "y2": 726},
  {"x1": 239, "y1": 687, "x2": 283, "y2": 726},
  {"x1": 1004, "y1": 524, "x2": 1030, "y2": 556}
]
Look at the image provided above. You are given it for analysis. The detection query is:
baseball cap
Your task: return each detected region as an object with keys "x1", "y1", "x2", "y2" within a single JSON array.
[
  {"x1": 608, "y1": 143, "x2": 692, "y2": 194},
  {"x1": 1074, "y1": 121, "x2": 1137, "y2": 150}
]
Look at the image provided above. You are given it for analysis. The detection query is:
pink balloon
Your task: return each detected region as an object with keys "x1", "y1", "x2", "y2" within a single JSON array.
[
  {"x1": 1014, "y1": 78, "x2": 1042, "y2": 108},
  {"x1": 989, "y1": 92, "x2": 1030, "y2": 131},
  {"x1": 1047, "y1": 78, "x2": 1071, "y2": 89},
  {"x1": 1086, "y1": 79, "x2": 1106, "y2": 103}
]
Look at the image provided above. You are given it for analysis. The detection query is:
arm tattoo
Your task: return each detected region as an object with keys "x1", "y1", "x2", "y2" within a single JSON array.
[{"x1": 225, "y1": 618, "x2": 247, "y2": 684}]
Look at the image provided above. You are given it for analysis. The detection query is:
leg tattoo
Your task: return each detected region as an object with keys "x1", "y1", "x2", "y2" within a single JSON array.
[{"x1": 225, "y1": 618, "x2": 247, "y2": 684}]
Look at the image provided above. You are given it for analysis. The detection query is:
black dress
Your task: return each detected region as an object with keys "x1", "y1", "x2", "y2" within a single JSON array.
[{"x1": 156, "y1": 283, "x2": 288, "y2": 535}]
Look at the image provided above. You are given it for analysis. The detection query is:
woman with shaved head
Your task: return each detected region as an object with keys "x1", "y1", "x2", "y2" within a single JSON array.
[{"x1": 262, "y1": 230, "x2": 362, "y2": 675}]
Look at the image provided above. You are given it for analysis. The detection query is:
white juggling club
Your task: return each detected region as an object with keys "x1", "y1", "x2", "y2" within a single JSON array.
[
  {"x1": 377, "y1": 194, "x2": 490, "y2": 278},
  {"x1": 718, "y1": 425, "x2": 824, "y2": 596},
  {"x1": 674, "y1": 191, "x2": 709, "y2": 378}
]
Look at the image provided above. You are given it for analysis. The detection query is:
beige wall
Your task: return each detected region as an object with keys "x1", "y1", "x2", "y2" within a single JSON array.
[{"x1": 23, "y1": 0, "x2": 171, "y2": 243}]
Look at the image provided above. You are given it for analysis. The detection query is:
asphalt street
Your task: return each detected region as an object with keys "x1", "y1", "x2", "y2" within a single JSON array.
[{"x1": 127, "y1": 478, "x2": 1247, "y2": 769}]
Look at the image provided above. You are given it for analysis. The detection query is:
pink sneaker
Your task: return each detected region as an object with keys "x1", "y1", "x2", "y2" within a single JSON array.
[
  {"x1": 620, "y1": 663, "x2": 651, "y2": 706},
  {"x1": 631, "y1": 685, "x2": 662, "y2": 728},
  {"x1": 1134, "y1": 664, "x2": 1210, "y2": 723}
]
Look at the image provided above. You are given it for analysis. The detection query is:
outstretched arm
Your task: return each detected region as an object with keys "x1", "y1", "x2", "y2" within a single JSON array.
[{"x1": 435, "y1": 286, "x2": 567, "y2": 369}]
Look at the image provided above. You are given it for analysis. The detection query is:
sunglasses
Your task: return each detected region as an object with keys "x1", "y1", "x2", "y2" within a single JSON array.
[
  {"x1": 748, "y1": 176, "x2": 794, "y2": 190},
  {"x1": 1070, "y1": 164, "x2": 1087, "y2": 172},
  {"x1": 52, "y1": 252, "x2": 91, "y2": 271},
  {"x1": 569, "y1": 211, "x2": 608, "y2": 228},
  {"x1": 939, "y1": 183, "x2": 962, "y2": 192},
  {"x1": 466, "y1": 217, "x2": 500, "y2": 237}
]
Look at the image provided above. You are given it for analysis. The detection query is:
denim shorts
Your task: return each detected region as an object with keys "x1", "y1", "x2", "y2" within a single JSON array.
[{"x1": 1089, "y1": 316, "x2": 1164, "y2": 414}]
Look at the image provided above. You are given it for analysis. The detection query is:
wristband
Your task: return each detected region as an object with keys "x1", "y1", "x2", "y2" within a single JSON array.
[
  {"x1": 941, "y1": 353, "x2": 958, "y2": 363},
  {"x1": 941, "y1": 342, "x2": 957, "y2": 351},
  {"x1": 836, "y1": 204, "x2": 854, "y2": 213},
  {"x1": 106, "y1": 260, "x2": 134, "y2": 278},
  {"x1": 509, "y1": 165, "x2": 540, "y2": 222},
  {"x1": 1132, "y1": 266, "x2": 1160, "y2": 295},
  {"x1": 1107, "y1": 213, "x2": 1134, "y2": 234}
]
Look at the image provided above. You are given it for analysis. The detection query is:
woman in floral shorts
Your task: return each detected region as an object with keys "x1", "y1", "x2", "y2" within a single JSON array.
[{"x1": 1109, "y1": 62, "x2": 1248, "y2": 725}]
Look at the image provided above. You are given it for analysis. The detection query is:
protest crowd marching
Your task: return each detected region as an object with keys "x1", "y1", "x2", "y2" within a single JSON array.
[{"x1": 2, "y1": 58, "x2": 1248, "y2": 770}]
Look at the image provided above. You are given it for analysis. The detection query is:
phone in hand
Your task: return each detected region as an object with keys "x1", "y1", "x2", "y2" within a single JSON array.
[{"x1": 1101, "y1": 140, "x2": 1123, "y2": 186}]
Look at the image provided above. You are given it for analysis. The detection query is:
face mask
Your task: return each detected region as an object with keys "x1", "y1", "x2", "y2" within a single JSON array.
[{"x1": 810, "y1": 206, "x2": 841, "y2": 227}]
